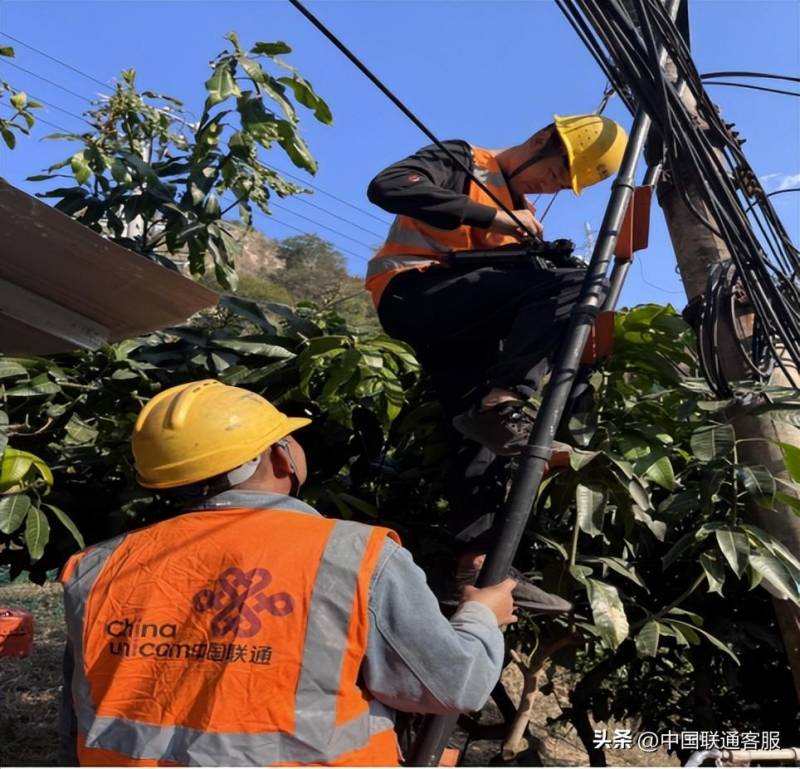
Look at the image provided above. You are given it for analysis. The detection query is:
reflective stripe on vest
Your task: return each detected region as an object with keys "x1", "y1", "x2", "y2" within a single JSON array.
[
  {"x1": 62, "y1": 499, "x2": 398, "y2": 766},
  {"x1": 365, "y1": 145, "x2": 520, "y2": 307}
]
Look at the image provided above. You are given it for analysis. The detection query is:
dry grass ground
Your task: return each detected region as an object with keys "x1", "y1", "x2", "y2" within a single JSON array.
[
  {"x1": 0, "y1": 581, "x2": 677, "y2": 767},
  {"x1": 1, "y1": 580, "x2": 64, "y2": 766}
]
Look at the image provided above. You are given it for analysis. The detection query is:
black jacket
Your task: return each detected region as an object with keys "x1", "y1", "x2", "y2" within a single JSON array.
[{"x1": 367, "y1": 140, "x2": 513, "y2": 232}]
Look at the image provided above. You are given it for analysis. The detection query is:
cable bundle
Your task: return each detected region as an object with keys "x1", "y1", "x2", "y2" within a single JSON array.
[{"x1": 556, "y1": 0, "x2": 800, "y2": 392}]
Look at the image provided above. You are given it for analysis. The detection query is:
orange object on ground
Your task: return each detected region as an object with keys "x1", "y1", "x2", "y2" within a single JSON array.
[
  {"x1": 365, "y1": 146, "x2": 520, "y2": 307},
  {"x1": 439, "y1": 747, "x2": 461, "y2": 766},
  {"x1": 60, "y1": 499, "x2": 402, "y2": 766},
  {"x1": 581, "y1": 310, "x2": 616, "y2": 366},
  {"x1": 0, "y1": 607, "x2": 34, "y2": 657}
]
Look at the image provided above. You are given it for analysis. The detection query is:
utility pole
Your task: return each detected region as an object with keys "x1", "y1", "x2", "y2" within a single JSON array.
[{"x1": 653, "y1": 3, "x2": 800, "y2": 700}]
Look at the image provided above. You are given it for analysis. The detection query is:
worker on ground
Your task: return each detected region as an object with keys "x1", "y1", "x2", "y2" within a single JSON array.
[
  {"x1": 59, "y1": 380, "x2": 516, "y2": 766},
  {"x1": 365, "y1": 115, "x2": 627, "y2": 613}
]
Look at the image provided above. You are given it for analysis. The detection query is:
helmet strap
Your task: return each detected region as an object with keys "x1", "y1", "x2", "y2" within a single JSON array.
[{"x1": 507, "y1": 127, "x2": 567, "y2": 180}]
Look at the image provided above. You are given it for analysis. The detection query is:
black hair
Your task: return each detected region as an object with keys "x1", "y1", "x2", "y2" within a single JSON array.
[{"x1": 507, "y1": 124, "x2": 568, "y2": 180}]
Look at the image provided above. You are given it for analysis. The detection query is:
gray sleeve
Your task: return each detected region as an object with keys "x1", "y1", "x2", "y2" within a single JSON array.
[
  {"x1": 58, "y1": 641, "x2": 79, "y2": 766},
  {"x1": 362, "y1": 540, "x2": 505, "y2": 715}
]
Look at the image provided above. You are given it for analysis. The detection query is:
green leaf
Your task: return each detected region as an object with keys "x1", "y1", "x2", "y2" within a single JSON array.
[
  {"x1": 44, "y1": 503, "x2": 84, "y2": 548},
  {"x1": 0, "y1": 448, "x2": 33, "y2": 492},
  {"x1": 0, "y1": 359, "x2": 29, "y2": 379},
  {"x1": 715, "y1": 527, "x2": 749, "y2": 577},
  {"x1": 780, "y1": 442, "x2": 800, "y2": 483},
  {"x1": 277, "y1": 75, "x2": 333, "y2": 124},
  {"x1": 749, "y1": 553, "x2": 800, "y2": 604},
  {"x1": 635, "y1": 621, "x2": 660, "y2": 657},
  {"x1": 700, "y1": 551, "x2": 726, "y2": 596},
  {"x1": 219, "y1": 295, "x2": 277, "y2": 333},
  {"x1": 276, "y1": 119, "x2": 317, "y2": 173},
  {"x1": 643, "y1": 455, "x2": 676, "y2": 491},
  {"x1": 0, "y1": 494, "x2": 32, "y2": 534},
  {"x1": 586, "y1": 579, "x2": 629, "y2": 649},
  {"x1": 569, "y1": 564, "x2": 592, "y2": 585},
  {"x1": 70, "y1": 151, "x2": 91, "y2": 185},
  {"x1": 570, "y1": 449, "x2": 600, "y2": 471},
  {"x1": 767, "y1": 409, "x2": 800, "y2": 428},
  {"x1": 251, "y1": 41, "x2": 293, "y2": 56},
  {"x1": 737, "y1": 465, "x2": 776, "y2": 502},
  {"x1": 583, "y1": 556, "x2": 647, "y2": 589},
  {"x1": 204, "y1": 60, "x2": 241, "y2": 108},
  {"x1": 690, "y1": 424, "x2": 735, "y2": 461},
  {"x1": 667, "y1": 619, "x2": 740, "y2": 664},
  {"x1": 64, "y1": 414, "x2": 99, "y2": 446},
  {"x1": 775, "y1": 491, "x2": 800, "y2": 517},
  {"x1": 2, "y1": 128, "x2": 16, "y2": 150},
  {"x1": 0, "y1": 46, "x2": 15, "y2": 57},
  {"x1": 24, "y1": 505, "x2": 50, "y2": 561},
  {"x1": 576, "y1": 482, "x2": 605, "y2": 537},
  {"x1": 10, "y1": 90, "x2": 27, "y2": 110}
]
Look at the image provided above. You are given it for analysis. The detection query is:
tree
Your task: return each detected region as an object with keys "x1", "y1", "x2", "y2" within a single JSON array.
[
  {"x1": 272, "y1": 234, "x2": 350, "y2": 304},
  {"x1": 31, "y1": 32, "x2": 332, "y2": 289},
  {"x1": 0, "y1": 46, "x2": 41, "y2": 149}
]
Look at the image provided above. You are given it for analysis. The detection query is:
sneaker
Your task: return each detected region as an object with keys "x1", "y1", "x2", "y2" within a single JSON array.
[
  {"x1": 453, "y1": 401, "x2": 571, "y2": 457},
  {"x1": 440, "y1": 565, "x2": 573, "y2": 615}
]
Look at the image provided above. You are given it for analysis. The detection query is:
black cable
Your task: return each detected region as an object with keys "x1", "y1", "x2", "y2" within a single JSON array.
[
  {"x1": 26, "y1": 94, "x2": 87, "y2": 123},
  {"x1": 270, "y1": 201, "x2": 375, "y2": 249},
  {"x1": 224, "y1": 193, "x2": 371, "y2": 264},
  {"x1": 286, "y1": 0, "x2": 540, "y2": 240},
  {"x1": 263, "y1": 162, "x2": 392, "y2": 225},
  {"x1": 701, "y1": 70, "x2": 800, "y2": 85},
  {"x1": 292, "y1": 196, "x2": 384, "y2": 239},
  {"x1": 0, "y1": 103, "x2": 70, "y2": 133},
  {"x1": 561, "y1": 0, "x2": 800, "y2": 388},
  {"x1": 2, "y1": 59, "x2": 93, "y2": 102},
  {"x1": 744, "y1": 188, "x2": 800, "y2": 214},
  {"x1": 703, "y1": 81, "x2": 800, "y2": 98},
  {"x1": 0, "y1": 31, "x2": 109, "y2": 88}
]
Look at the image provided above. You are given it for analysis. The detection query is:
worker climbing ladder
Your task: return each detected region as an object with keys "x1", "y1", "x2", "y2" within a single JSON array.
[
  {"x1": 288, "y1": 0, "x2": 800, "y2": 764},
  {"x1": 407, "y1": 102, "x2": 658, "y2": 767}
]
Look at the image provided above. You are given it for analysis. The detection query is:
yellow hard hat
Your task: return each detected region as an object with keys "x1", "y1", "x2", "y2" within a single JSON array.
[
  {"x1": 554, "y1": 114, "x2": 628, "y2": 195},
  {"x1": 132, "y1": 379, "x2": 311, "y2": 489}
]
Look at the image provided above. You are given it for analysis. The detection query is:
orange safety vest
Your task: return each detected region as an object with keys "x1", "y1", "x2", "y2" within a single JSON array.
[
  {"x1": 60, "y1": 494, "x2": 402, "y2": 766},
  {"x1": 365, "y1": 145, "x2": 521, "y2": 307}
]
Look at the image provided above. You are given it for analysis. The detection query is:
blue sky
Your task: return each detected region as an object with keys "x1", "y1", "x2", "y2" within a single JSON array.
[{"x1": 1, "y1": 0, "x2": 798, "y2": 308}]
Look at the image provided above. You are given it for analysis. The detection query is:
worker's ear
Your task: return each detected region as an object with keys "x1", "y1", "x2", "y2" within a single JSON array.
[{"x1": 270, "y1": 442, "x2": 295, "y2": 479}]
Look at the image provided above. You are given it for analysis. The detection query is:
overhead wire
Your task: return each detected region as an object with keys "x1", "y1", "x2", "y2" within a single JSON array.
[
  {"x1": 2, "y1": 59, "x2": 94, "y2": 103},
  {"x1": 270, "y1": 201, "x2": 376, "y2": 250},
  {"x1": 557, "y1": 0, "x2": 800, "y2": 392},
  {"x1": 0, "y1": 103, "x2": 71, "y2": 133},
  {"x1": 263, "y1": 162, "x2": 392, "y2": 225},
  {"x1": 222, "y1": 192, "x2": 371, "y2": 264},
  {"x1": 286, "y1": 0, "x2": 541, "y2": 240},
  {"x1": 0, "y1": 31, "x2": 109, "y2": 88},
  {"x1": 702, "y1": 81, "x2": 800, "y2": 98},
  {"x1": 2, "y1": 37, "x2": 383, "y2": 261},
  {"x1": 701, "y1": 70, "x2": 800, "y2": 85}
]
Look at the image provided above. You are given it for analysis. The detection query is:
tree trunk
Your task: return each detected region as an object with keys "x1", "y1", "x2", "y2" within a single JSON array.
[{"x1": 655, "y1": 60, "x2": 800, "y2": 703}]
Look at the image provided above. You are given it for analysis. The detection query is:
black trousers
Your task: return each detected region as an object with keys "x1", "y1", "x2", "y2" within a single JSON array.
[{"x1": 378, "y1": 264, "x2": 593, "y2": 550}]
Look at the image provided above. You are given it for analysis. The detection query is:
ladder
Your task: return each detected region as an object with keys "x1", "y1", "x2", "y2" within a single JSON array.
[{"x1": 407, "y1": 105, "x2": 657, "y2": 767}]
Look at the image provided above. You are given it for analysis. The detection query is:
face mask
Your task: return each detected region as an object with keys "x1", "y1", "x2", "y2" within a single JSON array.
[{"x1": 225, "y1": 456, "x2": 262, "y2": 487}]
